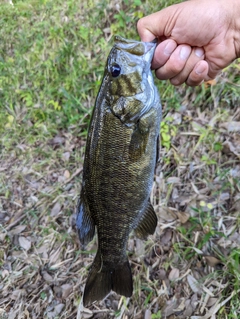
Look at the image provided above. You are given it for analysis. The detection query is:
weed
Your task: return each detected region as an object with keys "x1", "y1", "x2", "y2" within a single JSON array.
[{"x1": 160, "y1": 116, "x2": 177, "y2": 149}]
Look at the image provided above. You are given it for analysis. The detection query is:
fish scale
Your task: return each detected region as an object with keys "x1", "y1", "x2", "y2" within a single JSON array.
[{"x1": 76, "y1": 36, "x2": 161, "y2": 306}]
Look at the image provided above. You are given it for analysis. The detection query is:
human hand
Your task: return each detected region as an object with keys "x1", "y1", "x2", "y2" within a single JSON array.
[{"x1": 137, "y1": 0, "x2": 240, "y2": 86}]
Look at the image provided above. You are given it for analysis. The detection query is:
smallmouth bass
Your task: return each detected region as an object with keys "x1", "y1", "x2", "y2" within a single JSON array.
[{"x1": 76, "y1": 36, "x2": 161, "y2": 306}]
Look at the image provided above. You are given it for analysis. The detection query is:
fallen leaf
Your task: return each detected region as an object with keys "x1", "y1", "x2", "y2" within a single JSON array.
[
  {"x1": 47, "y1": 303, "x2": 64, "y2": 318},
  {"x1": 168, "y1": 268, "x2": 180, "y2": 281},
  {"x1": 190, "y1": 293, "x2": 199, "y2": 311},
  {"x1": 77, "y1": 305, "x2": 93, "y2": 319},
  {"x1": 0, "y1": 233, "x2": 7, "y2": 241},
  {"x1": 144, "y1": 309, "x2": 151, "y2": 319},
  {"x1": 157, "y1": 268, "x2": 167, "y2": 280},
  {"x1": 192, "y1": 247, "x2": 203, "y2": 254},
  {"x1": 42, "y1": 271, "x2": 54, "y2": 283},
  {"x1": 54, "y1": 286, "x2": 62, "y2": 298},
  {"x1": 50, "y1": 202, "x2": 62, "y2": 217},
  {"x1": 162, "y1": 299, "x2": 177, "y2": 317},
  {"x1": 160, "y1": 229, "x2": 173, "y2": 245},
  {"x1": 182, "y1": 299, "x2": 194, "y2": 317},
  {"x1": 221, "y1": 121, "x2": 240, "y2": 132},
  {"x1": 219, "y1": 192, "x2": 230, "y2": 202},
  {"x1": 204, "y1": 255, "x2": 223, "y2": 267},
  {"x1": 62, "y1": 151, "x2": 70, "y2": 162},
  {"x1": 223, "y1": 140, "x2": 240, "y2": 156},
  {"x1": 9, "y1": 225, "x2": 27, "y2": 235},
  {"x1": 187, "y1": 274, "x2": 202, "y2": 294},
  {"x1": 64, "y1": 170, "x2": 70, "y2": 179},
  {"x1": 217, "y1": 237, "x2": 232, "y2": 248},
  {"x1": 135, "y1": 238, "x2": 145, "y2": 257},
  {"x1": 82, "y1": 310, "x2": 93, "y2": 319},
  {"x1": 158, "y1": 207, "x2": 177, "y2": 222},
  {"x1": 207, "y1": 298, "x2": 218, "y2": 307},
  {"x1": 50, "y1": 136, "x2": 65, "y2": 145},
  {"x1": 1, "y1": 269, "x2": 9, "y2": 278},
  {"x1": 30, "y1": 195, "x2": 38, "y2": 203},
  {"x1": 167, "y1": 176, "x2": 180, "y2": 184},
  {"x1": 61, "y1": 283, "x2": 73, "y2": 299},
  {"x1": 204, "y1": 79, "x2": 217, "y2": 87},
  {"x1": 176, "y1": 211, "x2": 190, "y2": 224},
  {"x1": 173, "y1": 298, "x2": 185, "y2": 312},
  {"x1": 171, "y1": 187, "x2": 179, "y2": 200},
  {"x1": 19, "y1": 236, "x2": 31, "y2": 251}
]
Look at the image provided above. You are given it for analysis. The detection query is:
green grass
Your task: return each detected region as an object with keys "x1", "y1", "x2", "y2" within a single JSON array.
[
  {"x1": 0, "y1": 0, "x2": 184, "y2": 145},
  {"x1": 0, "y1": 0, "x2": 240, "y2": 318}
]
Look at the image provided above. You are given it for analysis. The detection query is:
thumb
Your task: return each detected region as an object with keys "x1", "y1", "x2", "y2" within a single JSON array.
[{"x1": 137, "y1": 5, "x2": 180, "y2": 42}]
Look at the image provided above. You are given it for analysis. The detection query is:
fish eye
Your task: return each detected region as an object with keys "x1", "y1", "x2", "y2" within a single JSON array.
[{"x1": 110, "y1": 64, "x2": 121, "y2": 77}]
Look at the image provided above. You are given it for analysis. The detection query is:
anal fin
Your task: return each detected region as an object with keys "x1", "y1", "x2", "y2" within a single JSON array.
[
  {"x1": 134, "y1": 201, "x2": 157, "y2": 239},
  {"x1": 76, "y1": 191, "x2": 95, "y2": 246}
]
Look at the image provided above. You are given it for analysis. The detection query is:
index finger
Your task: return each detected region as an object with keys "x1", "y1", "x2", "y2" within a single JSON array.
[
  {"x1": 137, "y1": 14, "x2": 162, "y2": 42},
  {"x1": 137, "y1": 6, "x2": 177, "y2": 42}
]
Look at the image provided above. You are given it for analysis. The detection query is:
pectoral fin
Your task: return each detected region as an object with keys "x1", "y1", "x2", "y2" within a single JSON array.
[
  {"x1": 129, "y1": 110, "x2": 156, "y2": 161},
  {"x1": 134, "y1": 201, "x2": 157, "y2": 239},
  {"x1": 76, "y1": 192, "x2": 95, "y2": 246},
  {"x1": 129, "y1": 128, "x2": 148, "y2": 161}
]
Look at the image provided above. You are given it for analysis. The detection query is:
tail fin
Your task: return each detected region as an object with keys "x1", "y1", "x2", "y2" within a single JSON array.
[
  {"x1": 83, "y1": 251, "x2": 133, "y2": 306},
  {"x1": 111, "y1": 261, "x2": 132, "y2": 297}
]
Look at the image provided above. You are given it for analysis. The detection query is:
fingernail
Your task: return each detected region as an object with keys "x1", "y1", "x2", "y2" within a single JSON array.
[
  {"x1": 195, "y1": 63, "x2": 206, "y2": 75},
  {"x1": 195, "y1": 47, "x2": 204, "y2": 57},
  {"x1": 164, "y1": 41, "x2": 176, "y2": 56},
  {"x1": 180, "y1": 46, "x2": 191, "y2": 60}
]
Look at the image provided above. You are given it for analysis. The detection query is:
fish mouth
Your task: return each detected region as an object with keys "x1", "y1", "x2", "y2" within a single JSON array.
[{"x1": 114, "y1": 35, "x2": 156, "y2": 56}]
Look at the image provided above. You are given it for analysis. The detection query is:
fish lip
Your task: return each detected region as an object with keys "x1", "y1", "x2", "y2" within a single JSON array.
[
  {"x1": 150, "y1": 38, "x2": 157, "y2": 44},
  {"x1": 144, "y1": 40, "x2": 157, "y2": 53},
  {"x1": 114, "y1": 35, "x2": 157, "y2": 44},
  {"x1": 114, "y1": 35, "x2": 156, "y2": 55}
]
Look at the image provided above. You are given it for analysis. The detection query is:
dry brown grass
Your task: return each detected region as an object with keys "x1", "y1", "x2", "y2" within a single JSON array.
[{"x1": 1, "y1": 67, "x2": 240, "y2": 318}]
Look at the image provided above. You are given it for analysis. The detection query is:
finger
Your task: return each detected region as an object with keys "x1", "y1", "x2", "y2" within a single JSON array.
[
  {"x1": 137, "y1": 5, "x2": 180, "y2": 42},
  {"x1": 137, "y1": 17, "x2": 156, "y2": 42},
  {"x1": 186, "y1": 60, "x2": 209, "y2": 86},
  {"x1": 207, "y1": 60, "x2": 222, "y2": 80},
  {"x1": 155, "y1": 44, "x2": 192, "y2": 80},
  {"x1": 151, "y1": 39, "x2": 177, "y2": 69},
  {"x1": 170, "y1": 47, "x2": 205, "y2": 85}
]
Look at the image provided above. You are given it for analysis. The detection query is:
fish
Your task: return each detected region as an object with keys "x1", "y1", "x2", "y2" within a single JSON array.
[{"x1": 76, "y1": 35, "x2": 161, "y2": 306}]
